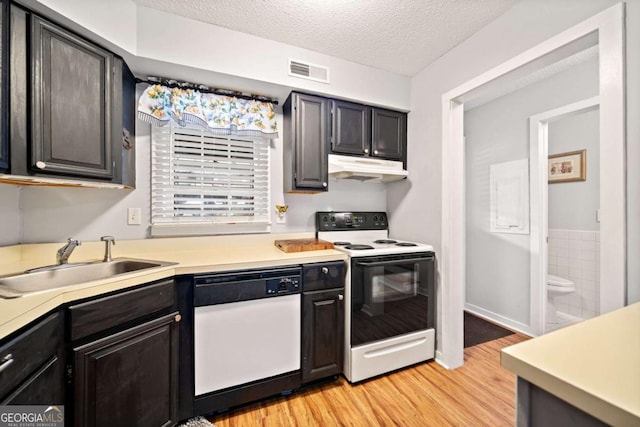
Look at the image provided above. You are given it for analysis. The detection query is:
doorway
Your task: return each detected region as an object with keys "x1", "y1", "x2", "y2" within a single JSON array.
[
  {"x1": 530, "y1": 97, "x2": 601, "y2": 334},
  {"x1": 439, "y1": 4, "x2": 625, "y2": 368}
]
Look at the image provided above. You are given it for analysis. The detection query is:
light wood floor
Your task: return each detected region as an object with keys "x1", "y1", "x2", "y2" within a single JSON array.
[{"x1": 210, "y1": 333, "x2": 528, "y2": 426}]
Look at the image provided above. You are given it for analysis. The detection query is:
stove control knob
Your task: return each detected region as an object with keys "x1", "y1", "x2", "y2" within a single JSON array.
[
  {"x1": 364, "y1": 148, "x2": 369, "y2": 154},
  {"x1": 322, "y1": 267, "x2": 329, "y2": 274}
]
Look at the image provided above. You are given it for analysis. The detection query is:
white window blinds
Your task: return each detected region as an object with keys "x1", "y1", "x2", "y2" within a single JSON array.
[{"x1": 151, "y1": 125, "x2": 270, "y2": 236}]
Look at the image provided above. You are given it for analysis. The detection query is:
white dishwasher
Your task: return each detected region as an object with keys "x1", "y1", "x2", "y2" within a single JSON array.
[{"x1": 193, "y1": 266, "x2": 302, "y2": 414}]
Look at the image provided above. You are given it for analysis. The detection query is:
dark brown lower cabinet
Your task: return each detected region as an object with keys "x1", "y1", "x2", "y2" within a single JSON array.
[
  {"x1": 302, "y1": 288, "x2": 344, "y2": 383},
  {"x1": 73, "y1": 312, "x2": 180, "y2": 427},
  {"x1": 2, "y1": 356, "x2": 64, "y2": 404},
  {"x1": 0, "y1": 311, "x2": 65, "y2": 405}
]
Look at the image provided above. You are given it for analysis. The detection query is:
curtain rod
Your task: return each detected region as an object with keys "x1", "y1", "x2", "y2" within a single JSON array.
[{"x1": 135, "y1": 77, "x2": 279, "y2": 105}]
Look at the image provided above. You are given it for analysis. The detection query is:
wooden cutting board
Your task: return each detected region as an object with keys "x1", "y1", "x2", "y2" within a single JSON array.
[{"x1": 275, "y1": 238, "x2": 334, "y2": 253}]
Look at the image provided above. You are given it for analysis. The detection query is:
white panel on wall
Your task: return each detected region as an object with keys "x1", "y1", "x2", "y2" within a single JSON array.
[{"x1": 490, "y1": 159, "x2": 529, "y2": 234}]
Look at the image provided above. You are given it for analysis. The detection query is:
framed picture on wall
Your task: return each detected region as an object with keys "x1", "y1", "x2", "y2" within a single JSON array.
[{"x1": 548, "y1": 149, "x2": 586, "y2": 183}]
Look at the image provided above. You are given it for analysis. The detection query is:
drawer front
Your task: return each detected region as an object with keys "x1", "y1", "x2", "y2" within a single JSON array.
[
  {"x1": 1, "y1": 356, "x2": 64, "y2": 405},
  {"x1": 69, "y1": 279, "x2": 175, "y2": 341},
  {"x1": 302, "y1": 261, "x2": 345, "y2": 292},
  {"x1": 0, "y1": 312, "x2": 62, "y2": 399}
]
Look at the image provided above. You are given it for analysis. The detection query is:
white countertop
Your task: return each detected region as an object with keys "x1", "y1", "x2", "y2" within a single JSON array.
[
  {"x1": 501, "y1": 302, "x2": 640, "y2": 426},
  {"x1": 0, "y1": 233, "x2": 347, "y2": 340}
]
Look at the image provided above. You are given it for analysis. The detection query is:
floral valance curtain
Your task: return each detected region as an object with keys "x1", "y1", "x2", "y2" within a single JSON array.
[{"x1": 138, "y1": 84, "x2": 278, "y2": 138}]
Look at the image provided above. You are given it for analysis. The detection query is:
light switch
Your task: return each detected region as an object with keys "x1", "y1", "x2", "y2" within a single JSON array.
[{"x1": 128, "y1": 207, "x2": 141, "y2": 225}]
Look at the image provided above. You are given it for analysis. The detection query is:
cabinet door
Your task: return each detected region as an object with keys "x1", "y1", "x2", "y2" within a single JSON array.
[
  {"x1": 294, "y1": 93, "x2": 329, "y2": 190},
  {"x1": 73, "y1": 312, "x2": 180, "y2": 427},
  {"x1": 2, "y1": 356, "x2": 64, "y2": 405},
  {"x1": 0, "y1": 0, "x2": 8, "y2": 173},
  {"x1": 371, "y1": 108, "x2": 406, "y2": 160},
  {"x1": 331, "y1": 100, "x2": 369, "y2": 156},
  {"x1": 31, "y1": 15, "x2": 113, "y2": 179},
  {"x1": 302, "y1": 289, "x2": 344, "y2": 384},
  {"x1": 0, "y1": 312, "x2": 63, "y2": 399}
]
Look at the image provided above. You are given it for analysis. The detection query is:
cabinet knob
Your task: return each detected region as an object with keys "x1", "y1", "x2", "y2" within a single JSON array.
[
  {"x1": 35, "y1": 161, "x2": 47, "y2": 169},
  {"x1": 363, "y1": 148, "x2": 369, "y2": 154},
  {"x1": 322, "y1": 182, "x2": 328, "y2": 188},
  {"x1": 338, "y1": 294, "x2": 344, "y2": 301},
  {"x1": 321, "y1": 267, "x2": 329, "y2": 274},
  {"x1": 174, "y1": 314, "x2": 182, "y2": 323},
  {"x1": 374, "y1": 150, "x2": 379, "y2": 155}
]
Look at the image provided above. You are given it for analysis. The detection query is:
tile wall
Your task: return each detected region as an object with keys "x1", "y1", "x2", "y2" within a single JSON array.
[{"x1": 548, "y1": 229, "x2": 600, "y2": 320}]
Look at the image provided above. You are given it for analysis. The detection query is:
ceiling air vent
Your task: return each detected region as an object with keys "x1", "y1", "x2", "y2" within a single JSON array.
[{"x1": 288, "y1": 59, "x2": 330, "y2": 84}]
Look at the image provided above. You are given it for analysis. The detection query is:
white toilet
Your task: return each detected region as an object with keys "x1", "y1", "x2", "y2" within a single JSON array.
[{"x1": 546, "y1": 274, "x2": 576, "y2": 323}]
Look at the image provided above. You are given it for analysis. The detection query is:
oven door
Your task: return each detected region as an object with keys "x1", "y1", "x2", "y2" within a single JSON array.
[{"x1": 350, "y1": 252, "x2": 435, "y2": 347}]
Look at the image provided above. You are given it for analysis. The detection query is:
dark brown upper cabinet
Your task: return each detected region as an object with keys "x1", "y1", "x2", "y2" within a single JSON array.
[
  {"x1": 331, "y1": 100, "x2": 370, "y2": 156},
  {"x1": 0, "y1": 0, "x2": 9, "y2": 173},
  {"x1": 30, "y1": 15, "x2": 113, "y2": 179},
  {"x1": 371, "y1": 107, "x2": 406, "y2": 161},
  {"x1": 329, "y1": 100, "x2": 406, "y2": 162},
  {"x1": 8, "y1": 4, "x2": 135, "y2": 187},
  {"x1": 283, "y1": 92, "x2": 330, "y2": 192}
]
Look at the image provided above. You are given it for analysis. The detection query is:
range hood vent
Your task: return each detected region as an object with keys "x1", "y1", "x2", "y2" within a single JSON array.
[
  {"x1": 328, "y1": 154, "x2": 407, "y2": 183},
  {"x1": 288, "y1": 59, "x2": 330, "y2": 84}
]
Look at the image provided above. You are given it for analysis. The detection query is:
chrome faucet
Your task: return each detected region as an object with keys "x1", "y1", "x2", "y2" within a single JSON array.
[
  {"x1": 100, "y1": 236, "x2": 116, "y2": 262},
  {"x1": 56, "y1": 238, "x2": 81, "y2": 265}
]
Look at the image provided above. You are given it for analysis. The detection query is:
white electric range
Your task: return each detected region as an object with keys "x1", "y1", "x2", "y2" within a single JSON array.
[{"x1": 316, "y1": 211, "x2": 436, "y2": 382}]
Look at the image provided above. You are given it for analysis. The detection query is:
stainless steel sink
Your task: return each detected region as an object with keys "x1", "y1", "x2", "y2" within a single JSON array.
[{"x1": 0, "y1": 258, "x2": 177, "y2": 299}]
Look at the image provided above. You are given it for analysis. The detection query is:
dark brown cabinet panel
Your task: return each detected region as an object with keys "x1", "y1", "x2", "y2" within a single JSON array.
[
  {"x1": 73, "y1": 312, "x2": 180, "y2": 427},
  {"x1": 68, "y1": 279, "x2": 175, "y2": 341},
  {"x1": 2, "y1": 356, "x2": 64, "y2": 405},
  {"x1": 302, "y1": 261, "x2": 346, "y2": 292},
  {"x1": 0, "y1": 311, "x2": 64, "y2": 405},
  {"x1": 301, "y1": 261, "x2": 345, "y2": 384},
  {"x1": 371, "y1": 107, "x2": 405, "y2": 160},
  {"x1": 30, "y1": 15, "x2": 113, "y2": 179},
  {"x1": 284, "y1": 92, "x2": 330, "y2": 192},
  {"x1": 302, "y1": 289, "x2": 344, "y2": 383},
  {"x1": 331, "y1": 100, "x2": 369, "y2": 156}
]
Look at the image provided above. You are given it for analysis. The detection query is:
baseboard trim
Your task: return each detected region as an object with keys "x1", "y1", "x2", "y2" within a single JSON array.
[
  {"x1": 435, "y1": 350, "x2": 451, "y2": 369},
  {"x1": 465, "y1": 303, "x2": 534, "y2": 337}
]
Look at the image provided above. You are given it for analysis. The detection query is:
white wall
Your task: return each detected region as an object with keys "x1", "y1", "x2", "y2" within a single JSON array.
[
  {"x1": 389, "y1": 0, "x2": 640, "y2": 331},
  {"x1": 20, "y1": 1, "x2": 410, "y2": 111},
  {"x1": 18, "y1": 0, "x2": 138, "y2": 55},
  {"x1": 133, "y1": 7, "x2": 410, "y2": 110},
  {"x1": 3, "y1": 0, "x2": 399, "y2": 245},
  {"x1": 548, "y1": 109, "x2": 600, "y2": 231},
  {"x1": 18, "y1": 96, "x2": 386, "y2": 243},
  {"x1": 464, "y1": 59, "x2": 598, "y2": 325},
  {"x1": 0, "y1": 185, "x2": 21, "y2": 246}
]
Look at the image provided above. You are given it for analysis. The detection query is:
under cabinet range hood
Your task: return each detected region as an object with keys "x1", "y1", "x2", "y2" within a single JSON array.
[{"x1": 328, "y1": 154, "x2": 408, "y2": 183}]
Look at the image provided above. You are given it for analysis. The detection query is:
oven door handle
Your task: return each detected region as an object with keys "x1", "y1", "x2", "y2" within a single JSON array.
[{"x1": 355, "y1": 257, "x2": 432, "y2": 267}]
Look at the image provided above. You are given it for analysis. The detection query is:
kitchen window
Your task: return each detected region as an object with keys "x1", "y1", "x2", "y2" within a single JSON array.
[{"x1": 150, "y1": 125, "x2": 270, "y2": 236}]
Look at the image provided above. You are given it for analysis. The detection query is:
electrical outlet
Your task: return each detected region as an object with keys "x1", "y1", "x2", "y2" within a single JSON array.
[
  {"x1": 128, "y1": 207, "x2": 141, "y2": 225},
  {"x1": 276, "y1": 212, "x2": 287, "y2": 224}
]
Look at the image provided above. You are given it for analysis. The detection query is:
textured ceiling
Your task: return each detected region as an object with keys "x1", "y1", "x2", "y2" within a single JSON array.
[{"x1": 132, "y1": 0, "x2": 517, "y2": 76}]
